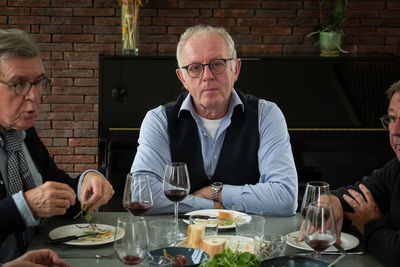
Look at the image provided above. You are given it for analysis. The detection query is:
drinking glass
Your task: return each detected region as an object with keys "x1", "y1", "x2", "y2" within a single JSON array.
[
  {"x1": 163, "y1": 162, "x2": 190, "y2": 239},
  {"x1": 114, "y1": 216, "x2": 149, "y2": 266},
  {"x1": 123, "y1": 173, "x2": 153, "y2": 217},
  {"x1": 300, "y1": 181, "x2": 331, "y2": 218},
  {"x1": 302, "y1": 201, "x2": 337, "y2": 258}
]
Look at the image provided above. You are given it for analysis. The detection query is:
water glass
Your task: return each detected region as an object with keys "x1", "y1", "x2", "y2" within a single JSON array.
[
  {"x1": 149, "y1": 256, "x2": 173, "y2": 267},
  {"x1": 189, "y1": 215, "x2": 219, "y2": 236},
  {"x1": 149, "y1": 219, "x2": 178, "y2": 248},
  {"x1": 235, "y1": 215, "x2": 265, "y2": 238},
  {"x1": 254, "y1": 233, "x2": 286, "y2": 260}
]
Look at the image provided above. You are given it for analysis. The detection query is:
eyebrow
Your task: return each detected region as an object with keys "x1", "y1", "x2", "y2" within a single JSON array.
[{"x1": 9, "y1": 73, "x2": 46, "y2": 82}]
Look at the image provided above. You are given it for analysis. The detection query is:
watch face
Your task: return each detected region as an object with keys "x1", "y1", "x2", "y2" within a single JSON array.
[{"x1": 212, "y1": 182, "x2": 223, "y2": 189}]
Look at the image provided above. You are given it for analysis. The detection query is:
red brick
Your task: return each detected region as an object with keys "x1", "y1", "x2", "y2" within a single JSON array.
[
  {"x1": 53, "y1": 138, "x2": 68, "y2": 146},
  {"x1": 153, "y1": 17, "x2": 193, "y2": 26},
  {"x1": 69, "y1": 138, "x2": 98, "y2": 146},
  {"x1": 377, "y1": 28, "x2": 400, "y2": 35},
  {"x1": 31, "y1": 7, "x2": 72, "y2": 16},
  {"x1": 53, "y1": 34, "x2": 94, "y2": 43},
  {"x1": 74, "y1": 164, "x2": 98, "y2": 172},
  {"x1": 141, "y1": 35, "x2": 178, "y2": 44},
  {"x1": 256, "y1": 10, "x2": 296, "y2": 18},
  {"x1": 43, "y1": 95, "x2": 84, "y2": 104},
  {"x1": 74, "y1": 78, "x2": 98, "y2": 87},
  {"x1": 214, "y1": 9, "x2": 254, "y2": 18},
  {"x1": 233, "y1": 35, "x2": 262, "y2": 45},
  {"x1": 347, "y1": 10, "x2": 379, "y2": 18},
  {"x1": 51, "y1": 0, "x2": 92, "y2": 7},
  {"x1": 348, "y1": 1, "x2": 385, "y2": 9},
  {"x1": 38, "y1": 112, "x2": 74, "y2": 120},
  {"x1": 85, "y1": 95, "x2": 98, "y2": 104},
  {"x1": 52, "y1": 87, "x2": 98, "y2": 95},
  {"x1": 75, "y1": 147, "x2": 98, "y2": 155},
  {"x1": 237, "y1": 18, "x2": 277, "y2": 27},
  {"x1": 0, "y1": 16, "x2": 7, "y2": 24},
  {"x1": 262, "y1": 1, "x2": 302, "y2": 9},
  {"x1": 8, "y1": 0, "x2": 49, "y2": 6},
  {"x1": 278, "y1": 18, "x2": 317, "y2": 27},
  {"x1": 74, "y1": 129, "x2": 97, "y2": 138},
  {"x1": 47, "y1": 147, "x2": 74, "y2": 155},
  {"x1": 200, "y1": 8, "x2": 212, "y2": 17},
  {"x1": 54, "y1": 155, "x2": 94, "y2": 164},
  {"x1": 38, "y1": 43, "x2": 73, "y2": 52},
  {"x1": 346, "y1": 36, "x2": 385, "y2": 45},
  {"x1": 9, "y1": 16, "x2": 50, "y2": 24},
  {"x1": 50, "y1": 78, "x2": 74, "y2": 87},
  {"x1": 51, "y1": 16, "x2": 93, "y2": 25},
  {"x1": 39, "y1": 104, "x2": 50, "y2": 112},
  {"x1": 345, "y1": 27, "x2": 376, "y2": 35},
  {"x1": 53, "y1": 121, "x2": 93, "y2": 129},
  {"x1": 51, "y1": 52, "x2": 64, "y2": 60},
  {"x1": 194, "y1": 18, "x2": 236, "y2": 26},
  {"x1": 94, "y1": 0, "x2": 119, "y2": 8},
  {"x1": 68, "y1": 61, "x2": 98, "y2": 69},
  {"x1": 158, "y1": 44, "x2": 176, "y2": 56},
  {"x1": 95, "y1": 35, "x2": 121, "y2": 43},
  {"x1": 94, "y1": 17, "x2": 120, "y2": 25},
  {"x1": 34, "y1": 121, "x2": 51, "y2": 129},
  {"x1": 39, "y1": 138, "x2": 52, "y2": 146},
  {"x1": 52, "y1": 69, "x2": 93, "y2": 78},
  {"x1": 43, "y1": 60, "x2": 68, "y2": 69},
  {"x1": 263, "y1": 35, "x2": 304, "y2": 44},
  {"x1": 283, "y1": 45, "x2": 319, "y2": 56},
  {"x1": 74, "y1": 8, "x2": 115, "y2": 17},
  {"x1": 0, "y1": 7, "x2": 30, "y2": 15},
  {"x1": 37, "y1": 129, "x2": 73, "y2": 138},
  {"x1": 52, "y1": 104, "x2": 94, "y2": 112},
  {"x1": 0, "y1": 0, "x2": 6, "y2": 5},
  {"x1": 252, "y1": 27, "x2": 291, "y2": 36},
  {"x1": 380, "y1": 10, "x2": 400, "y2": 19},
  {"x1": 386, "y1": 37, "x2": 400, "y2": 45},
  {"x1": 388, "y1": 2, "x2": 400, "y2": 9},
  {"x1": 358, "y1": 45, "x2": 398, "y2": 54},
  {"x1": 297, "y1": 10, "x2": 320, "y2": 18},
  {"x1": 41, "y1": 25, "x2": 82, "y2": 33},
  {"x1": 179, "y1": 1, "x2": 218, "y2": 8},
  {"x1": 64, "y1": 52, "x2": 99, "y2": 60},
  {"x1": 74, "y1": 43, "x2": 115, "y2": 52},
  {"x1": 362, "y1": 19, "x2": 400, "y2": 27},
  {"x1": 146, "y1": 0, "x2": 177, "y2": 8},
  {"x1": 159, "y1": 8, "x2": 198, "y2": 17},
  {"x1": 74, "y1": 113, "x2": 98, "y2": 121},
  {"x1": 140, "y1": 26, "x2": 167, "y2": 35},
  {"x1": 220, "y1": 1, "x2": 260, "y2": 9},
  {"x1": 83, "y1": 25, "x2": 121, "y2": 34}
]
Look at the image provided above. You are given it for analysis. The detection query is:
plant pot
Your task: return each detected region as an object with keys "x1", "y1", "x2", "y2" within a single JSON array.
[{"x1": 319, "y1": 32, "x2": 342, "y2": 57}]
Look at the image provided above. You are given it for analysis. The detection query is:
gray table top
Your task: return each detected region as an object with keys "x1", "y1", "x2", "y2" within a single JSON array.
[{"x1": 28, "y1": 212, "x2": 382, "y2": 266}]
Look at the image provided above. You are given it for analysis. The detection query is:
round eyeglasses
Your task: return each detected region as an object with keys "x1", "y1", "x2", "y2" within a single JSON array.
[
  {"x1": 379, "y1": 114, "x2": 400, "y2": 130},
  {"x1": 181, "y1": 58, "x2": 234, "y2": 78},
  {"x1": 0, "y1": 77, "x2": 51, "y2": 96}
]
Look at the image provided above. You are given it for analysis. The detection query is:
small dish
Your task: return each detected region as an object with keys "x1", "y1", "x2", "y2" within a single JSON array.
[
  {"x1": 183, "y1": 209, "x2": 251, "y2": 229},
  {"x1": 149, "y1": 247, "x2": 209, "y2": 267}
]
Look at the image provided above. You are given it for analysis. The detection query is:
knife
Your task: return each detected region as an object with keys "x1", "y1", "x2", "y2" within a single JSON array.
[
  {"x1": 178, "y1": 214, "x2": 213, "y2": 220},
  {"x1": 48, "y1": 232, "x2": 99, "y2": 244},
  {"x1": 333, "y1": 243, "x2": 347, "y2": 254}
]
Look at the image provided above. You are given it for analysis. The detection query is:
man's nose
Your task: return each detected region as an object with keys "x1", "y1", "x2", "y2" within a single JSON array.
[
  {"x1": 391, "y1": 118, "x2": 400, "y2": 134},
  {"x1": 25, "y1": 84, "x2": 40, "y2": 100},
  {"x1": 202, "y1": 65, "x2": 214, "y2": 79}
]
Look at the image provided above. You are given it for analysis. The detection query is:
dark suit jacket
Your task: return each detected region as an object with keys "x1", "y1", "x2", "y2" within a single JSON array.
[{"x1": 0, "y1": 127, "x2": 81, "y2": 243}]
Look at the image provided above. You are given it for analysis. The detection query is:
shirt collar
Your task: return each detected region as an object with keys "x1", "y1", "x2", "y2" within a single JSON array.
[
  {"x1": 0, "y1": 127, "x2": 26, "y2": 148},
  {"x1": 178, "y1": 88, "x2": 244, "y2": 119}
]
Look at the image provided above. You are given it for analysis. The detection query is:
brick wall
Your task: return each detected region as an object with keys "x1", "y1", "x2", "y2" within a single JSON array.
[{"x1": 0, "y1": 0, "x2": 399, "y2": 176}]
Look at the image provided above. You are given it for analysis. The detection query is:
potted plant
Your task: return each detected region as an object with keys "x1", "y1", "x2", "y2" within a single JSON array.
[{"x1": 308, "y1": 0, "x2": 348, "y2": 56}]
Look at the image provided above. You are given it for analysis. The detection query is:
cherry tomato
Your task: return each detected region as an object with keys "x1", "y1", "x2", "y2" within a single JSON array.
[{"x1": 173, "y1": 254, "x2": 187, "y2": 265}]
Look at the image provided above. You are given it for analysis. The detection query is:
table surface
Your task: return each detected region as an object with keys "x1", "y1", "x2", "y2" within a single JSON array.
[{"x1": 28, "y1": 212, "x2": 383, "y2": 266}]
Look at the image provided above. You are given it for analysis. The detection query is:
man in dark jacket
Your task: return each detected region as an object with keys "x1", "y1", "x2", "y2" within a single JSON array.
[
  {"x1": 330, "y1": 80, "x2": 400, "y2": 267},
  {"x1": 0, "y1": 29, "x2": 114, "y2": 262}
]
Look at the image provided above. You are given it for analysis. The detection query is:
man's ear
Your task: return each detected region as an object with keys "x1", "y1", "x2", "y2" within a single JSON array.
[{"x1": 176, "y1": 68, "x2": 186, "y2": 84}]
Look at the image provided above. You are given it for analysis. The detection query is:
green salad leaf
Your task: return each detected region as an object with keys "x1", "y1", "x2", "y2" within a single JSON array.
[
  {"x1": 73, "y1": 202, "x2": 92, "y2": 222},
  {"x1": 199, "y1": 247, "x2": 259, "y2": 267}
]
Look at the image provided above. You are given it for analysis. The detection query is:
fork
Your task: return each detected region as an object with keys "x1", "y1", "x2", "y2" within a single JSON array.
[{"x1": 58, "y1": 253, "x2": 115, "y2": 259}]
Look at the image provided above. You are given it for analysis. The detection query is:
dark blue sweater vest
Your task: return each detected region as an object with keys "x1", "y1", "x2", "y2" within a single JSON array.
[{"x1": 165, "y1": 90, "x2": 260, "y2": 193}]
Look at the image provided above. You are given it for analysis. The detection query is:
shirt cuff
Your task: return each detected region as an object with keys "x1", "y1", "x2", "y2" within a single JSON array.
[
  {"x1": 77, "y1": 169, "x2": 106, "y2": 197},
  {"x1": 189, "y1": 195, "x2": 214, "y2": 211},
  {"x1": 12, "y1": 190, "x2": 40, "y2": 227},
  {"x1": 221, "y1": 185, "x2": 244, "y2": 211}
]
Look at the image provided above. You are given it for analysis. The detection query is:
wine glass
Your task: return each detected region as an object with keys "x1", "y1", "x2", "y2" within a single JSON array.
[
  {"x1": 123, "y1": 173, "x2": 153, "y2": 217},
  {"x1": 302, "y1": 201, "x2": 337, "y2": 258},
  {"x1": 300, "y1": 181, "x2": 331, "y2": 218},
  {"x1": 114, "y1": 216, "x2": 149, "y2": 266},
  {"x1": 163, "y1": 162, "x2": 190, "y2": 239}
]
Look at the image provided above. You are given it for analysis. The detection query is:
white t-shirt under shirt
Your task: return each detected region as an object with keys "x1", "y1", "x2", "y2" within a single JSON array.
[{"x1": 199, "y1": 117, "x2": 223, "y2": 141}]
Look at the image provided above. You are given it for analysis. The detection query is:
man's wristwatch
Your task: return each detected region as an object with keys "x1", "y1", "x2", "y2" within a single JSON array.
[{"x1": 211, "y1": 182, "x2": 223, "y2": 202}]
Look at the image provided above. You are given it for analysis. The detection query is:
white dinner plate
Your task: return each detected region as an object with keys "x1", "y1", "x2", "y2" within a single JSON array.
[
  {"x1": 178, "y1": 235, "x2": 254, "y2": 252},
  {"x1": 183, "y1": 209, "x2": 252, "y2": 229},
  {"x1": 285, "y1": 231, "x2": 359, "y2": 251},
  {"x1": 49, "y1": 223, "x2": 124, "y2": 246}
]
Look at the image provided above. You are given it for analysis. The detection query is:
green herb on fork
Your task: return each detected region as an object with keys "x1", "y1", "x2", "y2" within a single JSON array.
[{"x1": 73, "y1": 202, "x2": 92, "y2": 222}]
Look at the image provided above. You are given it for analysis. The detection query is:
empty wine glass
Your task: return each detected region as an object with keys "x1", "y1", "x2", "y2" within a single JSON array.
[
  {"x1": 123, "y1": 173, "x2": 153, "y2": 217},
  {"x1": 301, "y1": 181, "x2": 331, "y2": 218},
  {"x1": 303, "y1": 201, "x2": 337, "y2": 258},
  {"x1": 163, "y1": 162, "x2": 190, "y2": 239},
  {"x1": 114, "y1": 216, "x2": 149, "y2": 266}
]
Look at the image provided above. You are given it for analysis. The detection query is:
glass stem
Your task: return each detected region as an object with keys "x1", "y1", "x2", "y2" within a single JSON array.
[
  {"x1": 174, "y1": 202, "x2": 179, "y2": 233},
  {"x1": 314, "y1": 250, "x2": 322, "y2": 258}
]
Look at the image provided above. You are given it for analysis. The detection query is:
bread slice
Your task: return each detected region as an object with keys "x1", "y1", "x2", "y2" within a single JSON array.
[
  {"x1": 187, "y1": 224, "x2": 205, "y2": 249},
  {"x1": 202, "y1": 237, "x2": 226, "y2": 258}
]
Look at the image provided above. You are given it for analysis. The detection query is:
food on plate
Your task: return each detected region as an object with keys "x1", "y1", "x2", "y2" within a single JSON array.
[
  {"x1": 199, "y1": 247, "x2": 259, "y2": 267},
  {"x1": 163, "y1": 249, "x2": 187, "y2": 266},
  {"x1": 74, "y1": 224, "x2": 113, "y2": 242},
  {"x1": 217, "y1": 211, "x2": 234, "y2": 226},
  {"x1": 187, "y1": 224, "x2": 205, "y2": 249},
  {"x1": 201, "y1": 237, "x2": 226, "y2": 258}
]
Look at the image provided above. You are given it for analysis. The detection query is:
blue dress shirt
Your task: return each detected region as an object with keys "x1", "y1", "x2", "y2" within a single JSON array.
[{"x1": 131, "y1": 89, "x2": 298, "y2": 215}]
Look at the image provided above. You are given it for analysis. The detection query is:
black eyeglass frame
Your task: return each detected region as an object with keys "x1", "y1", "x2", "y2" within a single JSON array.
[
  {"x1": 0, "y1": 77, "x2": 51, "y2": 96},
  {"x1": 379, "y1": 114, "x2": 400, "y2": 130},
  {"x1": 181, "y1": 58, "x2": 235, "y2": 78}
]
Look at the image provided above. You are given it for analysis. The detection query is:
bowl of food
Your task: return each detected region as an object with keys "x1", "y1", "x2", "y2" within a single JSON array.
[
  {"x1": 149, "y1": 247, "x2": 209, "y2": 266},
  {"x1": 260, "y1": 255, "x2": 330, "y2": 267}
]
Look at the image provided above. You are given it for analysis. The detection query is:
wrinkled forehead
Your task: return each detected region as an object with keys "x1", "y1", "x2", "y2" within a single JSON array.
[
  {"x1": 388, "y1": 92, "x2": 400, "y2": 113},
  {"x1": 0, "y1": 56, "x2": 44, "y2": 79}
]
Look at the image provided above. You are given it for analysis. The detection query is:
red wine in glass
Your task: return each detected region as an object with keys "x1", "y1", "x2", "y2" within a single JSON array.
[
  {"x1": 306, "y1": 239, "x2": 332, "y2": 252},
  {"x1": 123, "y1": 173, "x2": 153, "y2": 217},
  {"x1": 164, "y1": 189, "x2": 188, "y2": 202},
  {"x1": 124, "y1": 201, "x2": 153, "y2": 216},
  {"x1": 122, "y1": 255, "x2": 145, "y2": 265}
]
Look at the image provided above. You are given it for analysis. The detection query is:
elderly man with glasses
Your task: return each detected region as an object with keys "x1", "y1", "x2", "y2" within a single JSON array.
[
  {"x1": 131, "y1": 25, "x2": 298, "y2": 215},
  {"x1": 0, "y1": 29, "x2": 114, "y2": 262},
  {"x1": 299, "y1": 80, "x2": 400, "y2": 266}
]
